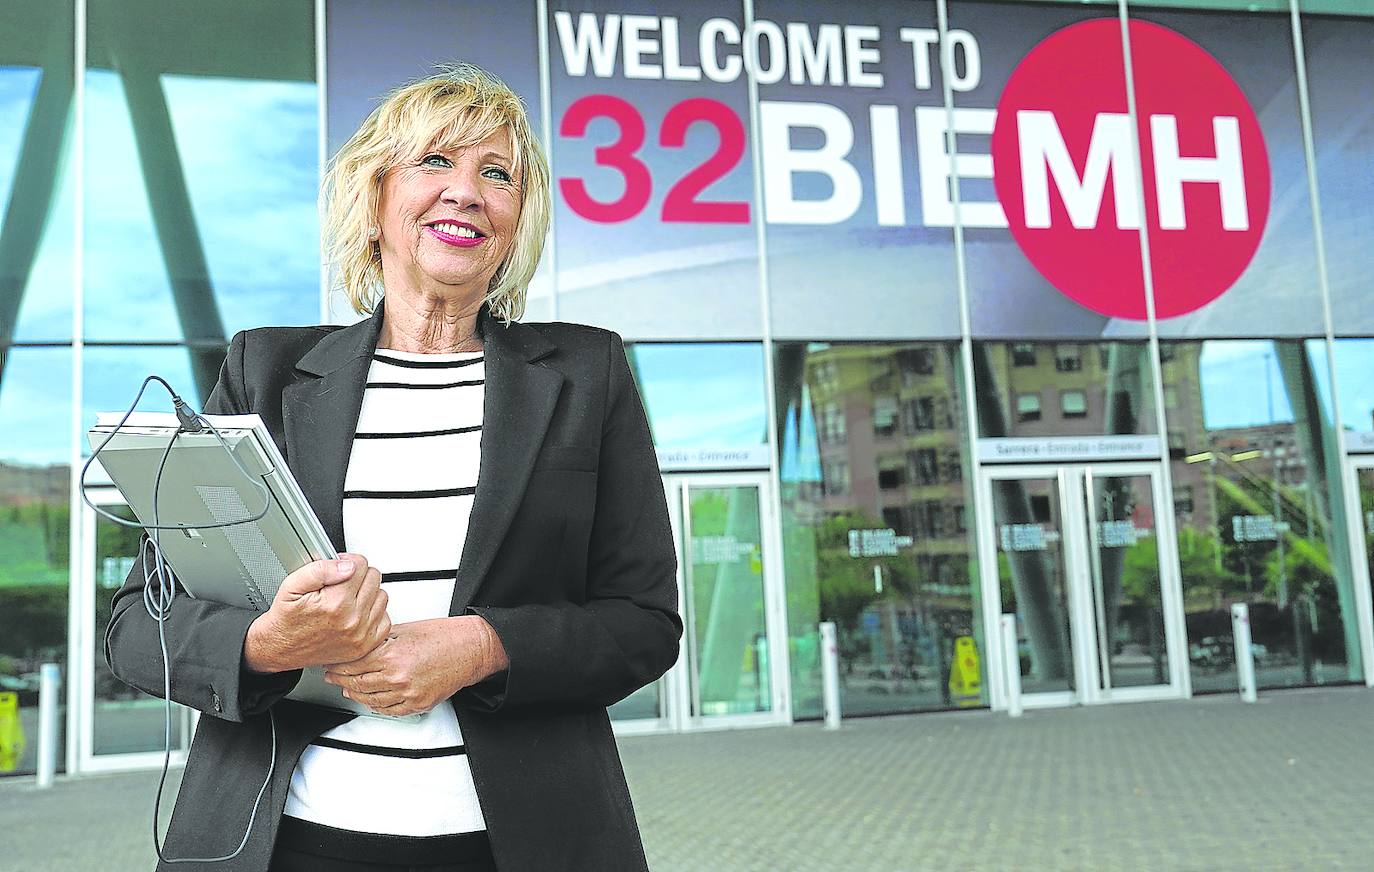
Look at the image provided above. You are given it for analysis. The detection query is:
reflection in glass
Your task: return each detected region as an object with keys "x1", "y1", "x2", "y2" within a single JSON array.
[
  {"x1": 775, "y1": 341, "x2": 981, "y2": 717},
  {"x1": 0, "y1": 348, "x2": 72, "y2": 776},
  {"x1": 84, "y1": 0, "x2": 317, "y2": 399},
  {"x1": 993, "y1": 477, "x2": 1072, "y2": 695},
  {"x1": 80, "y1": 346, "x2": 213, "y2": 440},
  {"x1": 1087, "y1": 474, "x2": 1169, "y2": 689},
  {"x1": 626, "y1": 343, "x2": 768, "y2": 455},
  {"x1": 687, "y1": 485, "x2": 770, "y2": 716},
  {"x1": 1163, "y1": 340, "x2": 1361, "y2": 692},
  {"x1": 92, "y1": 505, "x2": 186, "y2": 754},
  {"x1": 974, "y1": 342, "x2": 1157, "y2": 438}
]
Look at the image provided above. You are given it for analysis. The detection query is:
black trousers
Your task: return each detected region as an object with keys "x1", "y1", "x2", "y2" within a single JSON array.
[{"x1": 269, "y1": 816, "x2": 498, "y2": 872}]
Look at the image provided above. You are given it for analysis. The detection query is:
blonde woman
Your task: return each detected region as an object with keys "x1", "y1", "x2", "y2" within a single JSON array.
[{"x1": 105, "y1": 64, "x2": 681, "y2": 872}]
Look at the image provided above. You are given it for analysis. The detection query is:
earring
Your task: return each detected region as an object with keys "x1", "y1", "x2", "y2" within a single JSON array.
[{"x1": 368, "y1": 226, "x2": 379, "y2": 240}]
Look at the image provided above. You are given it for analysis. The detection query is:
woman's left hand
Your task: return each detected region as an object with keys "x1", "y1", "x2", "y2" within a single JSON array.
[{"x1": 323, "y1": 616, "x2": 509, "y2": 717}]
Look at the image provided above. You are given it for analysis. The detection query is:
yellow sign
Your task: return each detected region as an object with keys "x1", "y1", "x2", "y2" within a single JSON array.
[
  {"x1": 0, "y1": 691, "x2": 23, "y2": 773},
  {"x1": 948, "y1": 636, "x2": 982, "y2": 707}
]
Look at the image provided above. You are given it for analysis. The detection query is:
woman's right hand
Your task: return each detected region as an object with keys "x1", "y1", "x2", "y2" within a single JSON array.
[{"x1": 242, "y1": 553, "x2": 391, "y2": 673}]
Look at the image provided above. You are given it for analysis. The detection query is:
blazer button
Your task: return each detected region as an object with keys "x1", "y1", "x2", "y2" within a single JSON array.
[{"x1": 211, "y1": 689, "x2": 223, "y2": 714}]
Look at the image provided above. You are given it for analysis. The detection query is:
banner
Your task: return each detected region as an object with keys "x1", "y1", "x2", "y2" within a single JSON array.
[{"x1": 326, "y1": 1, "x2": 1367, "y2": 340}]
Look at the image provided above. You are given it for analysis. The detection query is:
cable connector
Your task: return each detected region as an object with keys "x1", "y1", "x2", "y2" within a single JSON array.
[{"x1": 172, "y1": 396, "x2": 204, "y2": 433}]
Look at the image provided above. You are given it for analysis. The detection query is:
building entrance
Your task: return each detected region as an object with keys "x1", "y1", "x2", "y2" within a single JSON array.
[
  {"x1": 977, "y1": 463, "x2": 1189, "y2": 709},
  {"x1": 1338, "y1": 453, "x2": 1374, "y2": 687},
  {"x1": 610, "y1": 472, "x2": 791, "y2": 733},
  {"x1": 73, "y1": 488, "x2": 193, "y2": 774}
]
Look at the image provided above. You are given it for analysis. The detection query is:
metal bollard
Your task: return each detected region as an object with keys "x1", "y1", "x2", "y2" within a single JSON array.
[
  {"x1": 999, "y1": 614, "x2": 1023, "y2": 718},
  {"x1": 36, "y1": 663, "x2": 60, "y2": 788},
  {"x1": 819, "y1": 621, "x2": 841, "y2": 730},
  {"x1": 1231, "y1": 603, "x2": 1258, "y2": 703}
]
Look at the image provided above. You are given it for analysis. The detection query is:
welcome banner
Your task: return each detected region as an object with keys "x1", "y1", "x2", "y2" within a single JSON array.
[{"x1": 326, "y1": 1, "x2": 1373, "y2": 341}]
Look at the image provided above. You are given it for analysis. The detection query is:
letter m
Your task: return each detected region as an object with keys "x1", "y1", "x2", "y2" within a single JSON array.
[{"x1": 1017, "y1": 110, "x2": 1141, "y2": 230}]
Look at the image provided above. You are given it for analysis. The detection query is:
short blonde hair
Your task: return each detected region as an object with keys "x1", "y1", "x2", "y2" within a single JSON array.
[{"x1": 322, "y1": 63, "x2": 550, "y2": 323}]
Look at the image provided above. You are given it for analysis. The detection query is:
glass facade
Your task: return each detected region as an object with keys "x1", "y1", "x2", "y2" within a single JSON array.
[{"x1": 4, "y1": 0, "x2": 1374, "y2": 776}]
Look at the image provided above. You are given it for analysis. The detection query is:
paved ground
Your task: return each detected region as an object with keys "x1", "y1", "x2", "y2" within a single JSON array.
[{"x1": 4, "y1": 687, "x2": 1373, "y2": 871}]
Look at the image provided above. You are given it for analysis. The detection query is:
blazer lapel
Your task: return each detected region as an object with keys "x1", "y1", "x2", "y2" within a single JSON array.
[
  {"x1": 449, "y1": 307, "x2": 563, "y2": 614},
  {"x1": 283, "y1": 307, "x2": 384, "y2": 553}
]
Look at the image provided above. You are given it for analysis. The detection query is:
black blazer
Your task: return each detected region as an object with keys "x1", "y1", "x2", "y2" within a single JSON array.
[{"x1": 105, "y1": 301, "x2": 682, "y2": 872}]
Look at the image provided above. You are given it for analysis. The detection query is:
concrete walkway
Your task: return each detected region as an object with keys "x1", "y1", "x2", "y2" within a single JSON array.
[{"x1": 4, "y1": 687, "x2": 1372, "y2": 870}]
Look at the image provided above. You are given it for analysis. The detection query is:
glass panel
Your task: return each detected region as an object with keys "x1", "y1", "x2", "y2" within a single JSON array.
[
  {"x1": 687, "y1": 485, "x2": 770, "y2": 716},
  {"x1": 1356, "y1": 469, "x2": 1374, "y2": 610},
  {"x1": 974, "y1": 342, "x2": 1157, "y2": 438},
  {"x1": 1303, "y1": 12, "x2": 1374, "y2": 335},
  {"x1": 1163, "y1": 340, "x2": 1362, "y2": 692},
  {"x1": 755, "y1": 0, "x2": 959, "y2": 342},
  {"x1": 775, "y1": 341, "x2": 982, "y2": 717},
  {"x1": 1123, "y1": 4, "x2": 1322, "y2": 340},
  {"x1": 1087, "y1": 473, "x2": 1170, "y2": 689},
  {"x1": 607, "y1": 682, "x2": 662, "y2": 723},
  {"x1": 992, "y1": 477, "x2": 1073, "y2": 695},
  {"x1": 950, "y1": 2, "x2": 1140, "y2": 339},
  {"x1": 547, "y1": 0, "x2": 762, "y2": 340},
  {"x1": 1, "y1": 0, "x2": 75, "y2": 344},
  {"x1": 323, "y1": 0, "x2": 549, "y2": 323},
  {"x1": 91, "y1": 504, "x2": 186, "y2": 755},
  {"x1": 85, "y1": 0, "x2": 317, "y2": 344},
  {"x1": 626, "y1": 343, "x2": 768, "y2": 460},
  {"x1": 0, "y1": 348, "x2": 72, "y2": 777},
  {"x1": 81, "y1": 346, "x2": 213, "y2": 436}
]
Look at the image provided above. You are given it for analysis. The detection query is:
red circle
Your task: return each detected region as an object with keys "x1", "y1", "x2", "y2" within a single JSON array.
[{"x1": 990, "y1": 19, "x2": 1270, "y2": 320}]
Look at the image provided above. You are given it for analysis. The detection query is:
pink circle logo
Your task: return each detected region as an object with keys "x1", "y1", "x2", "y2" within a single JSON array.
[{"x1": 990, "y1": 19, "x2": 1270, "y2": 320}]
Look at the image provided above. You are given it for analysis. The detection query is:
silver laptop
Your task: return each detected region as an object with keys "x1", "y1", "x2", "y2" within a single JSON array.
[{"x1": 88, "y1": 412, "x2": 405, "y2": 720}]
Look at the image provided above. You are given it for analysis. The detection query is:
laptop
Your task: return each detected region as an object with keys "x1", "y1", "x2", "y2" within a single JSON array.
[{"x1": 88, "y1": 412, "x2": 406, "y2": 720}]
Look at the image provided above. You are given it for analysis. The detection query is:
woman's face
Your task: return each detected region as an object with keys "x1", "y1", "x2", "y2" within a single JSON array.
[{"x1": 375, "y1": 127, "x2": 521, "y2": 303}]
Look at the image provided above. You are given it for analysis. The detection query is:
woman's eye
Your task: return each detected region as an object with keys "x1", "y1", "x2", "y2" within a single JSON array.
[
  {"x1": 483, "y1": 166, "x2": 513, "y2": 182},
  {"x1": 421, "y1": 153, "x2": 452, "y2": 167}
]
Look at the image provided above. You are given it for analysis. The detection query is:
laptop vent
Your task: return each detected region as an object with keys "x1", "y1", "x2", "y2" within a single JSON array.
[{"x1": 196, "y1": 485, "x2": 286, "y2": 605}]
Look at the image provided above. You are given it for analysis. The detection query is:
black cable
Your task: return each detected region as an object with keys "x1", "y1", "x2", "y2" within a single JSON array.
[{"x1": 79, "y1": 375, "x2": 278, "y2": 864}]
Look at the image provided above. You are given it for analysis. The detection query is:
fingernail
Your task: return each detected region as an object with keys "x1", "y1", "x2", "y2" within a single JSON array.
[{"x1": 337, "y1": 560, "x2": 355, "y2": 577}]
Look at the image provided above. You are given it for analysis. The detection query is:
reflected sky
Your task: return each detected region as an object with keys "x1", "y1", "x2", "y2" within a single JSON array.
[
  {"x1": 1, "y1": 65, "x2": 73, "y2": 342},
  {"x1": 83, "y1": 70, "x2": 318, "y2": 340},
  {"x1": 630, "y1": 343, "x2": 767, "y2": 450},
  {"x1": 0, "y1": 348, "x2": 72, "y2": 466}
]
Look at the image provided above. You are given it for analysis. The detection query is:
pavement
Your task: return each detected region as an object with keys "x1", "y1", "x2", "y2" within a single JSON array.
[{"x1": 4, "y1": 686, "x2": 1374, "y2": 871}]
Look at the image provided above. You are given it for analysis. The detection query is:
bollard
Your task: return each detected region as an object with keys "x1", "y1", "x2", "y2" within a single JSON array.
[
  {"x1": 36, "y1": 663, "x2": 60, "y2": 788},
  {"x1": 999, "y1": 614, "x2": 1023, "y2": 718},
  {"x1": 1231, "y1": 603, "x2": 1258, "y2": 703},
  {"x1": 819, "y1": 621, "x2": 841, "y2": 730}
]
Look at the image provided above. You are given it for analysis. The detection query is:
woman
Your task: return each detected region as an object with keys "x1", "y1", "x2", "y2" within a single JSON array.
[{"x1": 105, "y1": 64, "x2": 681, "y2": 872}]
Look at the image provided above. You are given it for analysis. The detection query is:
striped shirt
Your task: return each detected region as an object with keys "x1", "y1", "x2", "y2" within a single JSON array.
[{"x1": 284, "y1": 348, "x2": 486, "y2": 836}]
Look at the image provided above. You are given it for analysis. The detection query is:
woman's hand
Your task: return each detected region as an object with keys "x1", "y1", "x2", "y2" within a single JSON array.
[
  {"x1": 243, "y1": 553, "x2": 391, "y2": 673},
  {"x1": 322, "y1": 616, "x2": 509, "y2": 717}
]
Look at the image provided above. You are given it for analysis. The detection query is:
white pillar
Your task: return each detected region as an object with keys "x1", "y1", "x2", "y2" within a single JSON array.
[
  {"x1": 1000, "y1": 614, "x2": 1023, "y2": 718},
  {"x1": 36, "y1": 663, "x2": 60, "y2": 788},
  {"x1": 819, "y1": 621, "x2": 841, "y2": 730},
  {"x1": 1231, "y1": 603, "x2": 1258, "y2": 703}
]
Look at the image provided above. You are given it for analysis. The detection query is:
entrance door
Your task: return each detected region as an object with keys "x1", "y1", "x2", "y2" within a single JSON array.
[
  {"x1": 610, "y1": 472, "x2": 790, "y2": 733},
  {"x1": 977, "y1": 463, "x2": 1187, "y2": 708},
  {"x1": 73, "y1": 488, "x2": 193, "y2": 773},
  {"x1": 1339, "y1": 454, "x2": 1374, "y2": 687}
]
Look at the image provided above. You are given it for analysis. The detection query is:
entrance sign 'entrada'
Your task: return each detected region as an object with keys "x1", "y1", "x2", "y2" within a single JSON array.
[{"x1": 992, "y1": 19, "x2": 1270, "y2": 320}]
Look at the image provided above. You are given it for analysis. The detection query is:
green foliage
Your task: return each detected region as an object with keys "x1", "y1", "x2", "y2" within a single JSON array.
[
  {"x1": 811, "y1": 510, "x2": 922, "y2": 632},
  {"x1": 0, "y1": 501, "x2": 70, "y2": 588},
  {"x1": 0, "y1": 584, "x2": 67, "y2": 659},
  {"x1": 1124, "y1": 529, "x2": 1238, "y2": 604}
]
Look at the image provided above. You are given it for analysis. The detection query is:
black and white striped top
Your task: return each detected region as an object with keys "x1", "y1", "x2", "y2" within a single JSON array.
[{"x1": 284, "y1": 348, "x2": 486, "y2": 836}]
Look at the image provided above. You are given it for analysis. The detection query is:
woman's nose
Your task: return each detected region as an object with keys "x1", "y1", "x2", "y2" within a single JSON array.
[{"x1": 440, "y1": 169, "x2": 484, "y2": 211}]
